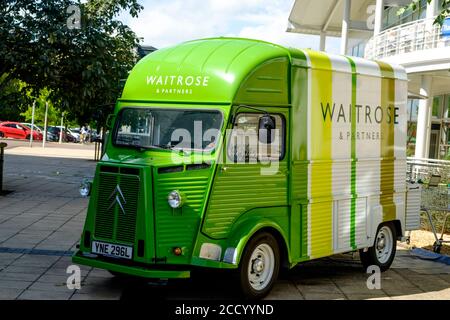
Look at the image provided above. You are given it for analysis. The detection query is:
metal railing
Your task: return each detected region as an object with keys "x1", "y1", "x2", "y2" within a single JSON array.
[
  {"x1": 365, "y1": 17, "x2": 449, "y2": 60},
  {"x1": 407, "y1": 157, "x2": 450, "y2": 183}
]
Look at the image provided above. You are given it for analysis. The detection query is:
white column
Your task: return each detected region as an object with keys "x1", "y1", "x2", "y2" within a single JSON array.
[
  {"x1": 59, "y1": 113, "x2": 64, "y2": 144},
  {"x1": 415, "y1": 75, "x2": 433, "y2": 158},
  {"x1": 425, "y1": 0, "x2": 439, "y2": 32},
  {"x1": 319, "y1": 32, "x2": 326, "y2": 51},
  {"x1": 340, "y1": 0, "x2": 351, "y2": 55},
  {"x1": 374, "y1": 0, "x2": 384, "y2": 36},
  {"x1": 29, "y1": 100, "x2": 36, "y2": 147},
  {"x1": 42, "y1": 102, "x2": 48, "y2": 148},
  {"x1": 426, "y1": 0, "x2": 439, "y2": 19}
]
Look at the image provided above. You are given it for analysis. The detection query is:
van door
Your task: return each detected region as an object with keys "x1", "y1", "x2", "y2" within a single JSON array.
[{"x1": 202, "y1": 110, "x2": 289, "y2": 240}]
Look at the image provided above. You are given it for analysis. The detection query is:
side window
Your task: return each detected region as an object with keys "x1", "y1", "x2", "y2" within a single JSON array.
[{"x1": 227, "y1": 113, "x2": 285, "y2": 163}]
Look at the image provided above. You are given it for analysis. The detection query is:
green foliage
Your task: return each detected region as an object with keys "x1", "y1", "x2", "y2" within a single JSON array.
[
  {"x1": 0, "y1": 0, "x2": 143, "y2": 127},
  {"x1": 20, "y1": 89, "x2": 60, "y2": 126},
  {"x1": 0, "y1": 75, "x2": 32, "y2": 121},
  {"x1": 398, "y1": 0, "x2": 450, "y2": 26}
]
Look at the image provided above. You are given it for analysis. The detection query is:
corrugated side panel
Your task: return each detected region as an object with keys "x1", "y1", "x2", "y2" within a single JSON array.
[
  {"x1": 334, "y1": 197, "x2": 367, "y2": 251},
  {"x1": 405, "y1": 184, "x2": 421, "y2": 231},
  {"x1": 335, "y1": 199, "x2": 351, "y2": 251},
  {"x1": 203, "y1": 163, "x2": 288, "y2": 239},
  {"x1": 354, "y1": 197, "x2": 368, "y2": 247},
  {"x1": 154, "y1": 169, "x2": 211, "y2": 262}
]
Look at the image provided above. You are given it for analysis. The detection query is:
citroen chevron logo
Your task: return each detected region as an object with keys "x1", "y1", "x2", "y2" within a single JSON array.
[{"x1": 107, "y1": 185, "x2": 126, "y2": 214}]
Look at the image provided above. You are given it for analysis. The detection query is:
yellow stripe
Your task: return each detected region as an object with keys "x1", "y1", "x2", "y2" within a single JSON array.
[
  {"x1": 377, "y1": 61, "x2": 396, "y2": 222},
  {"x1": 306, "y1": 50, "x2": 333, "y2": 258}
]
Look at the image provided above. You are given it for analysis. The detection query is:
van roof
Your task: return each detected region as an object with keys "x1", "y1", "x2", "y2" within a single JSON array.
[{"x1": 120, "y1": 37, "x2": 406, "y2": 104}]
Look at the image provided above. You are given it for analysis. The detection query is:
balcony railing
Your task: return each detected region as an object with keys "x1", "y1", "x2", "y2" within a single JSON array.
[{"x1": 365, "y1": 18, "x2": 450, "y2": 60}]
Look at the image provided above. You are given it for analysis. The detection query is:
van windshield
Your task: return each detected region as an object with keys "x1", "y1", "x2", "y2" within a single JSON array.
[{"x1": 114, "y1": 108, "x2": 223, "y2": 151}]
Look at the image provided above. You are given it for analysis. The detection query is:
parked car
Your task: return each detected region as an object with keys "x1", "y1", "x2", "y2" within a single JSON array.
[
  {"x1": 21, "y1": 123, "x2": 58, "y2": 142},
  {"x1": 21, "y1": 123, "x2": 43, "y2": 134},
  {"x1": 68, "y1": 128, "x2": 81, "y2": 142},
  {"x1": 45, "y1": 129, "x2": 58, "y2": 142},
  {"x1": 67, "y1": 128, "x2": 80, "y2": 143},
  {"x1": 47, "y1": 126, "x2": 68, "y2": 142},
  {"x1": 47, "y1": 126, "x2": 79, "y2": 142},
  {"x1": 0, "y1": 122, "x2": 43, "y2": 140}
]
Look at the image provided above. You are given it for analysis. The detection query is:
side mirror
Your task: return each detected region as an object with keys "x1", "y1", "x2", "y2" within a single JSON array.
[
  {"x1": 106, "y1": 114, "x2": 116, "y2": 129},
  {"x1": 258, "y1": 114, "x2": 276, "y2": 144}
]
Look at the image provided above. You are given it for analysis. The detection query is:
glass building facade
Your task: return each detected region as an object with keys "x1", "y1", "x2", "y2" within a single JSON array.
[{"x1": 407, "y1": 95, "x2": 450, "y2": 159}]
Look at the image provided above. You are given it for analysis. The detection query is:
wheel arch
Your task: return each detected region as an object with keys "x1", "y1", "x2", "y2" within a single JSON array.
[
  {"x1": 254, "y1": 227, "x2": 290, "y2": 269},
  {"x1": 227, "y1": 220, "x2": 291, "y2": 268},
  {"x1": 383, "y1": 219, "x2": 402, "y2": 240},
  {"x1": 392, "y1": 219, "x2": 403, "y2": 240}
]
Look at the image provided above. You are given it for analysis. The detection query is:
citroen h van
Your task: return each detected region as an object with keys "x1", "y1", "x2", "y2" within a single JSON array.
[{"x1": 73, "y1": 38, "x2": 421, "y2": 299}]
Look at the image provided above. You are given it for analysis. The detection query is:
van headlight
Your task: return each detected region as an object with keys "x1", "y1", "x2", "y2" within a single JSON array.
[
  {"x1": 168, "y1": 190, "x2": 184, "y2": 208},
  {"x1": 79, "y1": 179, "x2": 92, "y2": 197}
]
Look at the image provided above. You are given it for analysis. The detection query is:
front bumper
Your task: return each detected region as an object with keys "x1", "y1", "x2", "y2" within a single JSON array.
[{"x1": 72, "y1": 251, "x2": 190, "y2": 279}]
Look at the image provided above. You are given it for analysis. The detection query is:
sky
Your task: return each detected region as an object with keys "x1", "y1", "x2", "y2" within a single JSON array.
[{"x1": 117, "y1": 0, "x2": 341, "y2": 53}]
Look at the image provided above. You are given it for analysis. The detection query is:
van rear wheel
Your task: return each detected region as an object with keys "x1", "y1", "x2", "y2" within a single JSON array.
[
  {"x1": 359, "y1": 222, "x2": 397, "y2": 272},
  {"x1": 238, "y1": 232, "x2": 280, "y2": 300}
]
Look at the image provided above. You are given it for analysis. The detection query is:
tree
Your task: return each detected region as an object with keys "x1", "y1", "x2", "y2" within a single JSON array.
[
  {"x1": 399, "y1": 0, "x2": 450, "y2": 25},
  {"x1": 20, "y1": 89, "x2": 59, "y2": 125},
  {"x1": 0, "y1": 76, "x2": 32, "y2": 121},
  {"x1": 0, "y1": 0, "x2": 143, "y2": 127}
]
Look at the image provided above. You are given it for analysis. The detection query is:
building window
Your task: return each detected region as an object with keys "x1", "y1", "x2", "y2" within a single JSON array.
[
  {"x1": 447, "y1": 95, "x2": 450, "y2": 118},
  {"x1": 407, "y1": 99, "x2": 419, "y2": 122},
  {"x1": 227, "y1": 113, "x2": 285, "y2": 163},
  {"x1": 382, "y1": 0, "x2": 427, "y2": 31},
  {"x1": 407, "y1": 99, "x2": 419, "y2": 157},
  {"x1": 407, "y1": 122, "x2": 417, "y2": 157},
  {"x1": 350, "y1": 41, "x2": 366, "y2": 57},
  {"x1": 432, "y1": 96, "x2": 443, "y2": 118}
]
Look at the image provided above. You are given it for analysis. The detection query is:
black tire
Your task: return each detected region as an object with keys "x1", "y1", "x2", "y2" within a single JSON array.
[
  {"x1": 0, "y1": 132, "x2": 3, "y2": 138},
  {"x1": 359, "y1": 222, "x2": 397, "y2": 272},
  {"x1": 25, "y1": 134, "x2": 30, "y2": 140},
  {"x1": 108, "y1": 270, "x2": 142, "y2": 281},
  {"x1": 108, "y1": 270, "x2": 126, "y2": 277},
  {"x1": 238, "y1": 232, "x2": 280, "y2": 300}
]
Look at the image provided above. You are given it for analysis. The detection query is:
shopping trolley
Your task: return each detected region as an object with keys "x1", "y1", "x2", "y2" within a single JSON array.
[{"x1": 420, "y1": 174, "x2": 450, "y2": 253}]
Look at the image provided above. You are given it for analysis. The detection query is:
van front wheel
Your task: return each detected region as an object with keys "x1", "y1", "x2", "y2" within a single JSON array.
[
  {"x1": 238, "y1": 232, "x2": 280, "y2": 299},
  {"x1": 359, "y1": 222, "x2": 397, "y2": 272}
]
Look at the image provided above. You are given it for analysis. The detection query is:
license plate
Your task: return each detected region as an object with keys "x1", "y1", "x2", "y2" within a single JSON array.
[{"x1": 91, "y1": 241, "x2": 133, "y2": 260}]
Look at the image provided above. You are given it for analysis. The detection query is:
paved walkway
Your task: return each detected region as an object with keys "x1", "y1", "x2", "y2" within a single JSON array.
[{"x1": 0, "y1": 144, "x2": 449, "y2": 300}]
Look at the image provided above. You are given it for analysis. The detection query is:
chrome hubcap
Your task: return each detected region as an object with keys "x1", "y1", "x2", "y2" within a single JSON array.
[
  {"x1": 252, "y1": 258, "x2": 264, "y2": 273},
  {"x1": 376, "y1": 226, "x2": 393, "y2": 264},
  {"x1": 247, "y1": 243, "x2": 275, "y2": 291}
]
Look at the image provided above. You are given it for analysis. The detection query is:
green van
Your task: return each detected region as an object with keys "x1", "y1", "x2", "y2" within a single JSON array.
[{"x1": 73, "y1": 37, "x2": 421, "y2": 299}]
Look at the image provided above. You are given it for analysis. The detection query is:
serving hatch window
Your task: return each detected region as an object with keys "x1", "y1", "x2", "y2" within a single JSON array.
[
  {"x1": 114, "y1": 108, "x2": 223, "y2": 151},
  {"x1": 227, "y1": 113, "x2": 285, "y2": 163}
]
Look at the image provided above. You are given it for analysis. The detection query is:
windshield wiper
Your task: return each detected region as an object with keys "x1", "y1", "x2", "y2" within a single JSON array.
[{"x1": 152, "y1": 143, "x2": 175, "y2": 150}]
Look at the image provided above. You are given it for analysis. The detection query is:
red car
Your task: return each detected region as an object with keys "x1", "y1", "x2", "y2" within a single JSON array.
[{"x1": 0, "y1": 122, "x2": 43, "y2": 140}]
